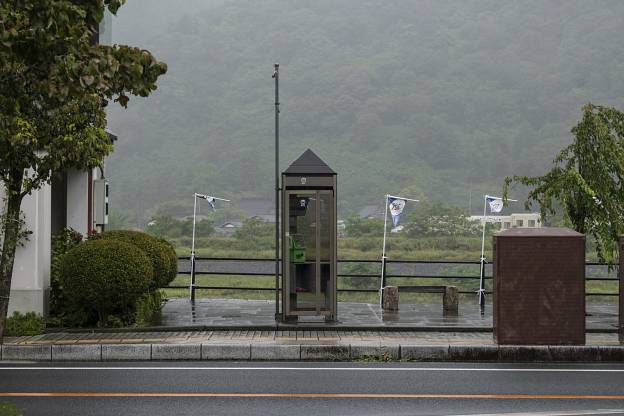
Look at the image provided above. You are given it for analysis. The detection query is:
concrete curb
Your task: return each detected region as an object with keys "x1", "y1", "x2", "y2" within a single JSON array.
[
  {"x1": 301, "y1": 345, "x2": 351, "y2": 361},
  {"x1": 102, "y1": 344, "x2": 152, "y2": 361},
  {"x1": 2, "y1": 345, "x2": 52, "y2": 361},
  {"x1": 52, "y1": 345, "x2": 101, "y2": 361},
  {"x1": 202, "y1": 344, "x2": 251, "y2": 360},
  {"x1": 250, "y1": 344, "x2": 299, "y2": 361},
  {"x1": 152, "y1": 344, "x2": 201, "y2": 360},
  {"x1": 1, "y1": 343, "x2": 622, "y2": 362}
]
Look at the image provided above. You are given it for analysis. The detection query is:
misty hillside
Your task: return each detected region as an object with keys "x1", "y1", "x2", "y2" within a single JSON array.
[{"x1": 106, "y1": 0, "x2": 624, "y2": 224}]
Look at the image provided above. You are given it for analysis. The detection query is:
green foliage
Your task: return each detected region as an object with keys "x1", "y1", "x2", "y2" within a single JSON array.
[
  {"x1": 156, "y1": 237, "x2": 179, "y2": 287},
  {"x1": 107, "y1": 209, "x2": 132, "y2": 230},
  {"x1": 59, "y1": 239, "x2": 152, "y2": 326},
  {"x1": 0, "y1": 403, "x2": 23, "y2": 416},
  {"x1": 504, "y1": 104, "x2": 624, "y2": 264},
  {"x1": 146, "y1": 215, "x2": 214, "y2": 239},
  {"x1": 49, "y1": 228, "x2": 83, "y2": 316},
  {"x1": 404, "y1": 202, "x2": 480, "y2": 237},
  {"x1": 235, "y1": 218, "x2": 274, "y2": 240},
  {"x1": 345, "y1": 217, "x2": 383, "y2": 237},
  {"x1": 0, "y1": 0, "x2": 166, "y2": 197},
  {"x1": 101, "y1": 230, "x2": 177, "y2": 288},
  {"x1": 134, "y1": 290, "x2": 165, "y2": 325},
  {"x1": 106, "y1": 0, "x2": 624, "y2": 225},
  {"x1": 341, "y1": 262, "x2": 379, "y2": 289},
  {"x1": 0, "y1": 0, "x2": 165, "y2": 339},
  {"x1": 3, "y1": 311, "x2": 45, "y2": 336}
]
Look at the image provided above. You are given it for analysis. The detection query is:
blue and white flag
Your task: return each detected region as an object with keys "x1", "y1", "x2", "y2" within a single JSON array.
[
  {"x1": 206, "y1": 196, "x2": 216, "y2": 209},
  {"x1": 486, "y1": 196, "x2": 504, "y2": 213},
  {"x1": 388, "y1": 198, "x2": 406, "y2": 227}
]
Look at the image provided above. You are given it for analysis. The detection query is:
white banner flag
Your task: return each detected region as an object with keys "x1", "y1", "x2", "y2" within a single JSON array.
[
  {"x1": 388, "y1": 198, "x2": 406, "y2": 227},
  {"x1": 486, "y1": 196, "x2": 503, "y2": 213}
]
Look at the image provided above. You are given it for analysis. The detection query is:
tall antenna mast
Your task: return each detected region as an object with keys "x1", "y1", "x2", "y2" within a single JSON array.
[{"x1": 273, "y1": 63, "x2": 280, "y2": 320}]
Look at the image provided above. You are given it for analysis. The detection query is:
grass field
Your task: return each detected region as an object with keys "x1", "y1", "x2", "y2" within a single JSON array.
[
  {"x1": 162, "y1": 273, "x2": 618, "y2": 303},
  {"x1": 162, "y1": 234, "x2": 617, "y2": 303}
]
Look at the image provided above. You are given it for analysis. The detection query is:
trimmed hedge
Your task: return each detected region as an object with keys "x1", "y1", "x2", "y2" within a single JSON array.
[
  {"x1": 156, "y1": 237, "x2": 179, "y2": 286},
  {"x1": 59, "y1": 239, "x2": 152, "y2": 324},
  {"x1": 101, "y1": 230, "x2": 177, "y2": 288}
]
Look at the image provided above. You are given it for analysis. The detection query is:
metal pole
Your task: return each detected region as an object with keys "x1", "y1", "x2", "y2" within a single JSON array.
[
  {"x1": 380, "y1": 194, "x2": 389, "y2": 307},
  {"x1": 273, "y1": 63, "x2": 280, "y2": 320},
  {"x1": 478, "y1": 195, "x2": 487, "y2": 311},
  {"x1": 190, "y1": 194, "x2": 198, "y2": 302}
]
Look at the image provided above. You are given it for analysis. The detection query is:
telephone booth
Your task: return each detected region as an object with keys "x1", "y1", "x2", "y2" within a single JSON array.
[{"x1": 282, "y1": 149, "x2": 337, "y2": 321}]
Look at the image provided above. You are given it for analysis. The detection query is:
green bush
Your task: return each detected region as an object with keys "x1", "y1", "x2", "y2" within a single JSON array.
[
  {"x1": 0, "y1": 403, "x2": 24, "y2": 416},
  {"x1": 101, "y1": 230, "x2": 177, "y2": 289},
  {"x1": 50, "y1": 228, "x2": 83, "y2": 316},
  {"x1": 134, "y1": 290, "x2": 165, "y2": 325},
  {"x1": 59, "y1": 239, "x2": 153, "y2": 325},
  {"x1": 156, "y1": 237, "x2": 179, "y2": 287},
  {"x1": 4, "y1": 311, "x2": 45, "y2": 336}
]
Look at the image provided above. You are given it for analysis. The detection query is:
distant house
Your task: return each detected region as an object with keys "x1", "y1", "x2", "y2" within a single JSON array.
[
  {"x1": 470, "y1": 213, "x2": 542, "y2": 229},
  {"x1": 221, "y1": 221, "x2": 243, "y2": 228},
  {"x1": 215, "y1": 221, "x2": 243, "y2": 237}
]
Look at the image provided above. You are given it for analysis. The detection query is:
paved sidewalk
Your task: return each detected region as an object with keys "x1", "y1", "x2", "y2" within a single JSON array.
[
  {"x1": 3, "y1": 330, "x2": 620, "y2": 346},
  {"x1": 156, "y1": 298, "x2": 618, "y2": 331},
  {"x1": 1, "y1": 299, "x2": 618, "y2": 362},
  {"x1": 2, "y1": 330, "x2": 622, "y2": 362}
]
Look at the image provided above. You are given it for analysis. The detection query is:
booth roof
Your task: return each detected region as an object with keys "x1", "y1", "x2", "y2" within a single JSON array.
[{"x1": 283, "y1": 148, "x2": 336, "y2": 175}]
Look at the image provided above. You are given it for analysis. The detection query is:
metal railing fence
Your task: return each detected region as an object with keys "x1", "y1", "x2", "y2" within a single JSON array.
[{"x1": 166, "y1": 257, "x2": 619, "y2": 300}]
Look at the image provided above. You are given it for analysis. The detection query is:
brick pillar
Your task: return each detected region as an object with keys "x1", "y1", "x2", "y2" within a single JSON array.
[
  {"x1": 443, "y1": 286, "x2": 459, "y2": 314},
  {"x1": 382, "y1": 286, "x2": 399, "y2": 311}
]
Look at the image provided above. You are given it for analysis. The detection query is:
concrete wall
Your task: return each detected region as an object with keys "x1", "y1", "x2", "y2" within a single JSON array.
[
  {"x1": 66, "y1": 168, "x2": 89, "y2": 236},
  {"x1": 1, "y1": 183, "x2": 52, "y2": 316}
]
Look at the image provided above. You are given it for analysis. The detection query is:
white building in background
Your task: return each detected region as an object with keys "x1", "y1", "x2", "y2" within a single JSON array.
[
  {"x1": 1, "y1": 166, "x2": 111, "y2": 315},
  {"x1": 470, "y1": 212, "x2": 542, "y2": 229},
  {"x1": 1, "y1": 13, "x2": 113, "y2": 316}
]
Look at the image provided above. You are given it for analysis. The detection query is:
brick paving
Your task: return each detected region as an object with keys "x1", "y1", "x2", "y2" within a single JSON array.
[{"x1": 4, "y1": 330, "x2": 619, "y2": 346}]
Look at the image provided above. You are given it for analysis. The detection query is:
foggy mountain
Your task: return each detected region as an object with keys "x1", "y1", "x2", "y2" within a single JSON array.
[{"x1": 106, "y1": 0, "x2": 624, "y2": 225}]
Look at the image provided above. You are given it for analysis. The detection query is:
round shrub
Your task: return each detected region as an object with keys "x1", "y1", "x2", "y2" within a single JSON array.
[
  {"x1": 100, "y1": 230, "x2": 176, "y2": 288},
  {"x1": 156, "y1": 237, "x2": 179, "y2": 286},
  {"x1": 59, "y1": 239, "x2": 152, "y2": 324}
]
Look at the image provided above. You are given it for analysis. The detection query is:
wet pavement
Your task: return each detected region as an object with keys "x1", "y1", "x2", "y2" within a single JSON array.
[
  {"x1": 156, "y1": 298, "x2": 618, "y2": 331},
  {"x1": 3, "y1": 299, "x2": 618, "y2": 346}
]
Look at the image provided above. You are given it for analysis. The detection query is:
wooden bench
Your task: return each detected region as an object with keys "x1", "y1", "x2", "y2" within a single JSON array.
[{"x1": 383, "y1": 285, "x2": 459, "y2": 313}]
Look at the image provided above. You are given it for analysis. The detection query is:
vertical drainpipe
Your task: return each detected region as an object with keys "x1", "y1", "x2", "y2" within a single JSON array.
[{"x1": 87, "y1": 169, "x2": 93, "y2": 235}]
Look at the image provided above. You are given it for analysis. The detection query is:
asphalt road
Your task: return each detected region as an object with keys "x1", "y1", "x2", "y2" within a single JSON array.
[{"x1": 1, "y1": 362, "x2": 624, "y2": 415}]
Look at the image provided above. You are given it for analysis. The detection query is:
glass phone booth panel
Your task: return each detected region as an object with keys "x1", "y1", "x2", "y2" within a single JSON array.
[
  {"x1": 284, "y1": 189, "x2": 335, "y2": 319},
  {"x1": 281, "y1": 149, "x2": 337, "y2": 322}
]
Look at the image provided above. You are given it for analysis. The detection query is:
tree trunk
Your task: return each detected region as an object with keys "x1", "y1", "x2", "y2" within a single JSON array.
[{"x1": 0, "y1": 170, "x2": 24, "y2": 342}]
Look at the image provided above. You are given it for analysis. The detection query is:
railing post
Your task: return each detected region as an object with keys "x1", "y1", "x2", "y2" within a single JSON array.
[
  {"x1": 190, "y1": 254, "x2": 196, "y2": 302},
  {"x1": 479, "y1": 257, "x2": 486, "y2": 315},
  {"x1": 382, "y1": 258, "x2": 387, "y2": 288}
]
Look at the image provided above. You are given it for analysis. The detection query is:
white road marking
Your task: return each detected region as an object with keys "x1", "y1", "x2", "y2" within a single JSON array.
[{"x1": 0, "y1": 366, "x2": 624, "y2": 372}]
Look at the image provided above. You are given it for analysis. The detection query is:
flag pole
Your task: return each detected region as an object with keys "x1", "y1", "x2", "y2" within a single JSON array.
[
  {"x1": 273, "y1": 63, "x2": 280, "y2": 321},
  {"x1": 190, "y1": 194, "x2": 198, "y2": 302},
  {"x1": 478, "y1": 195, "x2": 487, "y2": 312},
  {"x1": 380, "y1": 194, "x2": 389, "y2": 307}
]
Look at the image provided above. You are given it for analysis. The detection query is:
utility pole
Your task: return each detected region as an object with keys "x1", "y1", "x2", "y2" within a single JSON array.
[{"x1": 273, "y1": 63, "x2": 280, "y2": 320}]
